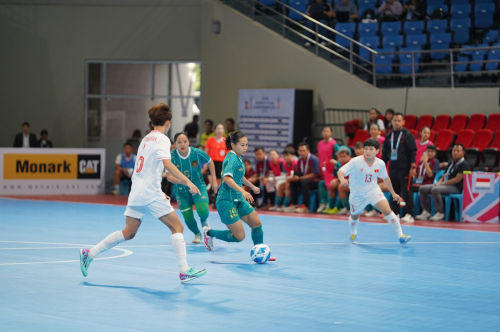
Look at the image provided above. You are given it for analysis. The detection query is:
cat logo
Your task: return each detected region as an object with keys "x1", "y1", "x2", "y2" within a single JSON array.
[
  {"x1": 77, "y1": 155, "x2": 101, "y2": 179},
  {"x1": 191, "y1": 160, "x2": 198, "y2": 167}
]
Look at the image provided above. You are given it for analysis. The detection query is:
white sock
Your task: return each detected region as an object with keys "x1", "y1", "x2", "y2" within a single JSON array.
[
  {"x1": 384, "y1": 212, "x2": 403, "y2": 238},
  {"x1": 88, "y1": 230, "x2": 125, "y2": 259},
  {"x1": 349, "y1": 216, "x2": 359, "y2": 235},
  {"x1": 171, "y1": 233, "x2": 189, "y2": 274}
]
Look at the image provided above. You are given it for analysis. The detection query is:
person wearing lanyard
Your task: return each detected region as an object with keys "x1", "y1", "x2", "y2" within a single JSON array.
[
  {"x1": 382, "y1": 112, "x2": 417, "y2": 223},
  {"x1": 416, "y1": 144, "x2": 471, "y2": 221},
  {"x1": 254, "y1": 146, "x2": 271, "y2": 208},
  {"x1": 411, "y1": 145, "x2": 439, "y2": 192},
  {"x1": 285, "y1": 142, "x2": 320, "y2": 213}
]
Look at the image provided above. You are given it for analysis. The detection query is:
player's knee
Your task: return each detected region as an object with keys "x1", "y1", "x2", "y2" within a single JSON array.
[
  {"x1": 234, "y1": 233, "x2": 245, "y2": 242},
  {"x1": 124, "y1": 231, "x2": 137, "y2": 240}
]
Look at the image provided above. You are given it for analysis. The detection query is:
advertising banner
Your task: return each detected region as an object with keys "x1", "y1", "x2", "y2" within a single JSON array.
[{"x1": 462, "y1": 172, "x2": 499, "y2": 223}]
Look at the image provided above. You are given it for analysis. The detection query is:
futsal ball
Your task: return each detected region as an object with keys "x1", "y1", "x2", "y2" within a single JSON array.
[{"x1": 250, "y1": 244, "x2": 271, "y2": 264}]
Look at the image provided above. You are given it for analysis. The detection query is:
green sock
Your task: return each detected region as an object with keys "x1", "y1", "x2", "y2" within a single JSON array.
[
  {"x1": 340, "y1": 198, "x2": 349, "y2": 209},
  {"x1": 208, "y1": 229, "x2": 240, "y2": 242},
  {"x1": 275, "y1": 195, "x2": 284, "y2": 206},
  {"x1": 251, "y1": 225, "x2": 264, "y2": 245},
  {"x1": 195, "y1": 202, "x2": 210, "y2": 228},
  {"x1": 328, "y1": 197, "x2": 336, "y2": 209},
  {"x1": 318, "y1": 180, "x2": 327, "y2": 204},
  {"x1": 185, "y1": 219, "x2": 201, "y2": 235},
  {"x1": 283, "y1": 196, "x2": 291, "y2": 207}
]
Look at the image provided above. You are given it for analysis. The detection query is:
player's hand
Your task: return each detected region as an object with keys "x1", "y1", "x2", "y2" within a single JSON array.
[
  {"x1": 212, "y1": 181, "x2": 219, "y2": 194},
  {"x1": 340, "y1": 179, "x2": 349, "y2": 186},
  {"x1": 164, "y1": 193, "x2": 171, "y2": 200},
  {"x1": 262, "y1": 178, "x2": 269, "y2": 185},
  {"x1": 187, "y1": 182, "x2": 201, "y2": 196},
  {"x1": 292, "y1": 175, "x2": 300, "y2": 182},
  {"x1": 409, "y1": 168, "x2": 417, "y2": 178},
  {"x1": 242, "y1": 191, "x2": 254, "y2": 202},
  {"x1": 392, "y1": 194, "x2": 402, "y2": 203},
  {"x1": 330, "y1": 159, "x2": 337, "y2": 164},
  {"x1": 252, "y1": 186, "x2": 261, "y2": 194}
]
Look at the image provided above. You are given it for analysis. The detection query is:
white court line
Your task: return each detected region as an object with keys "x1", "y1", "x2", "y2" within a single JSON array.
[{"x1": 0, "y1": 247, "x2": 82, "y2": 250}]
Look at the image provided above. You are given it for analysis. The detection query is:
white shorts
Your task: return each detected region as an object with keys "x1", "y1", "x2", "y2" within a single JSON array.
[
  {"x1": 348, "y1": 189, "x2": 386, "y2": 216},
  {"x1": 124, "y1": 197, "x2": 175, "y2": 221}
]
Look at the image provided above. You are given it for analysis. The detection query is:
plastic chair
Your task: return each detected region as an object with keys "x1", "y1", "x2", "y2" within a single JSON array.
[
  {"x1": 450, "y1": 4, "x2": 471, "y2": 19},
  {"x1": 430, "y1": 32, "x2": 451, "y2": 60},
  {"x1": 416, "y1": 115, "x2": 434, "y2": 132},
  {"x1": 119, "y1": 179, "x2": 131, "y2": 195},
  {"x1": 432, "y1": 114, "x2": 451, "y2": 131},
  {"x1": 382, "y1": 35, "x2": 404, "y2": 49},
  {"x1": 449, "y1": 114, "x2": 468, "y2": 134},
  {"x1": 483, "y1": 30, "x2": 499, "y2": 45},
  {"x1": 406, "y1": 34, "x2": 427, "y2": 48},
  {"x1": 359, "y1": 36, "x2": 379, "y2": 63},
  {"x1": 455, "y1": 129, "x2": 475, "y2": 148},
  {"x1": 416, "y1": 170, "x2": 444, "y2": 216},
  {"x1": 404, "y1": 21, "x2": 425, "y2": 35},
  {"x1": 405, "y1": 114, "x2": 418, "y2": 130},
  {"x1": 381, "y1": 21, "x2": 402, "y2": 36},
  {"x1": 335, "y1": 22, "x2": 356, "y2": 49},
  {"x1": 484, "y1": 114, "x2": 500, "y2": 132},
  {"x1": 450, "y1": 18, "x2": 471, "y2": 45},
  {"x1": 443, "y1": 193, "x2": 463, "y2": 221},
  {"x1": 427, "y1": 20, "x2": 448, "y2": 34},
  {"x1": 358, "y1": 22, "x2": 379, "y2": 37},
  {"x1": 474, "y1": 3, "x2": 495, "y2": 30},
  {"x1": 485, "y1": 50, "x2": 500, "y2": 71},
  {"x1": 466, "y1": 113, "x2": 486, "y2": 131}
]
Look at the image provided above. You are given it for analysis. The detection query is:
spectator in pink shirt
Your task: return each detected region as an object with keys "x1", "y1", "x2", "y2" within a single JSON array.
[{"x1": 415, "y1": 126, "x2": 433, "y2": 164}]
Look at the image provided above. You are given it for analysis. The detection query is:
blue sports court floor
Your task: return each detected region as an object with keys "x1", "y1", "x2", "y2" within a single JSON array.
[{"x1": 1, "y1": 197, "x2": 500, "y2": 331}]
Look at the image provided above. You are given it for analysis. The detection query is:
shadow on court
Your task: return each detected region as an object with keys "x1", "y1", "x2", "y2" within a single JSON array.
[{"x1": 355, "y1": 244, "x2": 416, "y2": 256}]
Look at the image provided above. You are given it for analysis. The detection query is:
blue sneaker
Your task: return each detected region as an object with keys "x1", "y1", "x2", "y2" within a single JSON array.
[
  {"x1": 399, "y1": 234, "x2": 411, "y2": 246},
  {"x1": 180, "y1": 267, "x2": 207, "y2": 283},
  {"x1": 350, "y1": 234, "x2": 358, "y2": 244},
  {"x1": 80, "y1": 248, "x2": 93, "y2": 277}
]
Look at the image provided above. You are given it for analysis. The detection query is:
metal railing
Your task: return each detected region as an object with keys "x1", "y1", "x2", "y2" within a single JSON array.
[{"x1": 222, "y1": 0, "x2": 500, "y2": 88}]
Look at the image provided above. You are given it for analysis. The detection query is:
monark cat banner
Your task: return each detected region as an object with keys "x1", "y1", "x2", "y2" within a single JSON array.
[{"x1": 0, "y1": 148, "x2": 106, "y2": 195}]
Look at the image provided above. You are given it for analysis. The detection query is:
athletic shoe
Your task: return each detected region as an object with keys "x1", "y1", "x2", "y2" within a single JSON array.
[
  {"x1": 268, "y1": 205, "x2": 279, "y2": 211},
  {"x1": 323, "y1": 207, "x2": 339, "y2": 215},
  {"x1": 336, "y1": 207, "x2": 348, "y2": 215},
  {"x1": 401, "y1": 214, "x2": 414, "y2": 223},
  {"x1": 179, "y1": 267, "x2": 207, "y2": 283},
  {"x1": 79, "y1": 248, "x2": 92, "y2": 277},
  {"x1": 192, "y1": 233, "x2": 201, "y2": 244},
  {"x1": 429, "y1": 212, "x2": 445, "y2": 221},
  {"x1": 399, "y1": 234, "x2": 412, "y2": 246},
  {"x1": 295, "y1": 204, "x2": 309, "y2": 213},
  {"x1": 316, "y1": 203, "x2": 327, "y2": 213},
  {"x1": 415, "y1": 211, "x2": 431, "y2": 220},
  {"x1": 268, "y1": 257, "x2": 276, "y2": 261},
  {"x1": 283, "y1": 205, "x2": 298, "y2": 212},
  {"x1": 111, "y1": 189, "x2": 119, "y2": 195},
  {"x1": 202, "y1": 226, "x2": 213, "y2": 251},
  {"x1": 350, "y1": 234, "x2": 358, "y2": 244},
  {"x1": 275, "y1": 206, "x2": 284, "y2": 212},
  {"x1": 364, "y1": 210, "x2": 378, "y2": 217}
]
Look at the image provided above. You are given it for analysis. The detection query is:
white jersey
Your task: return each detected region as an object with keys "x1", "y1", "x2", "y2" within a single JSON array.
[
  {"x1": 339, "y1": 156, "x2": 388, "y2": 199},
  {"x1": 128, "y1": 130, "x2": 171, "y2": 206}
]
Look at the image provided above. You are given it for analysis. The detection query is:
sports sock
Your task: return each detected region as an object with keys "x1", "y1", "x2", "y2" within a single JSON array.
[
  {"x1": 349, "y1": 216, "x2": 359, "y2": 235},
  {"x1": 89, "y1": 230, "x2": 125, "y2": 259},
  {"x1": 171, "y1": 233, "x2": 189, "y2": 274},
  {"x1": 251, "y1": 225, "x2": 264, "y2": 245},
  {"x1": 275, "y1": 195, "x2": 284, "y2": 207},
  {"x1": 328, "y1": 197, "x2": 336, "y2": 209},
  {"x1": 384, "y1": 212, "x2": 403, "y2": 237},
  {"x1": 208, "y1": 229, "x2": 240, "y2": 242},
  {"x1": 318, "y1": 180, "x2": 327, "y2": 204},
  {"x1": 340, "y1": 198, "x2": 349, "y2": 209},
  {"x1": 195, "y1": 202, "x2": 210, "y2": 228},
  {"x1": 185, "y1": 219, "x2": 201, "y2": 235},
  {"x1": 283, "y1": 196, "x2": 291, "y2": 207}
]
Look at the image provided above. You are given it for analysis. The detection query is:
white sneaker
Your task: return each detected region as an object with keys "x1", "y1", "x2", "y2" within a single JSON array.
[
  {"x1": 283, "y1": 205, "x2": 297, "y2": 212},
  {"x1": 111, "y1": 188, "x2": 119, "y2": 195},
  {"x1": 401, "y1": 214, "x2": 414, "y2": 223},
  {"x1": 268, "y1": 205, "x2": 279, "y2": 211},
  {"x1": 192, "y1": 233, "x2": 201, "y2": 244},
  {"x1": 429, "y1": 212, "x2": 445, "y2": 221},
  {"x1": 364, "y1": 210, "x2": 378, "y2": 217},
  {"x1": 202, "y1": 226, "x2": 213, "y2": 251},
  {"x1": 275, "y1": 206, "x2": 284, "y2": 212},
  {"x1": 316, "y1": 203, "x2": 327, "y2": 213},
  {"x1": 415, "y1": 211, "x2": 431, "y2": 220},
  {"x1": 336, "y1": 207, "x2": 348, "y2": 215}
]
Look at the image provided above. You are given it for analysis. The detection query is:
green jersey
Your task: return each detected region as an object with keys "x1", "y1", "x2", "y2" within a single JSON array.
[
  {"x1": 217, "y1": 151, "x2": 245, "y2": 202},
  {"x1": 171, "y1": 147, "x2": 211, "y2": 192}
]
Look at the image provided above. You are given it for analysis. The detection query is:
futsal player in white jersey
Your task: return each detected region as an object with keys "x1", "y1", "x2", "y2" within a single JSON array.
[
  {"x1": 79, "y1": 103, "x2": 207, "y2": 283},
  {"x1": 338, "y1": 138, "x2": 411, "y2": 245}
]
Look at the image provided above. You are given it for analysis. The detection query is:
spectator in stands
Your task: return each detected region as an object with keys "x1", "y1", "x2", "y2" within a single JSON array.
[
  {"x1": 317, "y1": 127, "x2": 340, "y2": 213},
  {"x1": 263, "y1": 149, "x2": 285, "y2": 210},
  {"x1": 404, "y1": 0, "x2": 425, "y2": 21},
  {"x1": 354, "y1": 141, "x2": 364, "y2": 156},
  {"x1": 377, "y1": 0, "x2": 403, "y2": 22},
  {"x1": 285, "y1": 143, "x2": 320, "y2": 213},
  {"x1": 205, "y1": 123, "x2": 227, "y2": 187},
  {"x1": 131, "y1": 129, "x2": 141, "y2": 138},
  {"x1": 416, "y1": 144, "x2": 470, "y2": 221},
  {"x1": 385, "y1": 108, "x2": 394, "y2": 133},
  {"x1": 225, "y1": 118, "x2": 236, "y2": 136},
  {"x1": 254, "y1": 146, "x2": 271, "y2": 208},
  {"x1": 333, "y1": 0, "x2": 358, "y2": 22},
  {"x1": 37, "y1": 129, "x2": 53, "y2": 148},
  {"x1": 304, "y1": 0, "x2": 334, "y2": 47},
  {"x1": 369, "y1": 124, "x2": 385, "y2": 158},
  {"x1": 412, "y1": 145, "x2": 439, "y2": 193},
  {"x1": 323, "y1": 146, "x2": 352, "y2": 215},
  {"x1": 243, "y1": 159, "x2": 259, "y2": 203},
  {"x1": 382, "y1": 112, "x2": 417, "y2": 223},
  {"x1": 272, "y1": 148, "x2": 298, "y2": 211},
  {"x1": 200, "y1": 119, "x2": 215, "y2": 147},
  {"x1": 112, "y1": 142, "x2": 136, "y2": 195},
  {"x1": 415, "y1": 126, "x2": 434, "y2": 163},
  {"x1": 13, "y1": 122, "x2": 37, "y2": 148},
  {"x1": 285, "y1": 143, "x2": 299, "y2": 160},
  {"x1": 364, "y1": 108, "x2": 385, "y2": 131},
  {"x1": 183, "y1": 115, "x2": 199, "y2": 145}
]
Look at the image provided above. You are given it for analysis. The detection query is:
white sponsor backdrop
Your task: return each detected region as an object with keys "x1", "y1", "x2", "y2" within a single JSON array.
[
  {"x1": 0, "y1": 148, "x2": 106, "y2": 195},
  {"x1": 238, "y1": 89, "x2": 295, "y2": 165}
]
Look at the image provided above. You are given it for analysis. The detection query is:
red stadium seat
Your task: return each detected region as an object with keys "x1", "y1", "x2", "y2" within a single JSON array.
[
  {"x1": 430, "y1": 129, "x2": 436, "y2": 142},
  {"x1": 467, "y1": 129, "x2": 494, "y2": 168},
  {"x1": 434, "y1": 129, "x2": 455, "y2": 151},
  {"x1": 404, "y1": 114, "x2": 418, "y2": 130},
  {"x1": 466, "y1": 113, "x2": 486, "y2": 132},
  {"x1": 415, "y1": 115, "x2": 434, "y2": 132},
  {"x1": 409, "y1": 129, "x2": 418, "y2": 139},
  {"x1": 470, "y1": 129, "x2": 493, "y2": 151},
  {"x1": 432, "y1": 114, "x2": 451, "y2": 131},
  {"x1": 455, "y1": 129, "x2": 475, "y2": 149},
  {"x1": 489, "y1": 130, "x2": 500, "y2": 149},
  {"x1": 349, "y1": 129, "x2": 370, "y2": 147},
  {"x1": 484, "y1": 113, "x2": 500, "y2": 132},
  {"x1": 449, "y1": 114, "x2": 468, "y2": 134}
]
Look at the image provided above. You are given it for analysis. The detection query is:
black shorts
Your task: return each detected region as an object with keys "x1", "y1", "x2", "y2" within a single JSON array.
[{"x1": 213, "y1": 161, "x2": 223, "y2": 179}]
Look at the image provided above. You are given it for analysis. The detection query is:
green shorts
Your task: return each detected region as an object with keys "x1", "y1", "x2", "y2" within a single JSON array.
[
  {"x1": 216, "y1": 200, "x2": 254, "y2": 225},
  {"x1": 175, "y1": 187, "x2": 209, "y2": 211}
]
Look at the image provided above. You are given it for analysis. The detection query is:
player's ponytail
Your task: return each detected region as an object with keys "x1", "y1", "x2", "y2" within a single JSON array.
[{"x1": 225, "y1": 131, "x2": 246, "y2": 150}]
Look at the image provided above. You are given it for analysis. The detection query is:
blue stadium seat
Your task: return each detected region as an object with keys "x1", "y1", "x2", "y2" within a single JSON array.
[
  {"x1": 406, "y1": 33, "x2": 427, "y2": 48},
  {"x1": 475, "y1": 3, "x2": 495, "y2": 30},
  {"x1": 259, "y1": 0, "x2": 277, "y2": 5},
  {"x1": 486, "y1": 49, "x2": 500, "y2": 71},
  {"x1": 450, "y1": 18, "x2": 471, "y2": 45},
  {"x1": 374, "y1": 55, "x2": 394, "y2": 74},
  {"x1": 358, "y1": 22, "x2": 378, "y2": 37},
  {"x1": 374, "y1": 46, "x2": 397, "y2": 60},
  {"x1": 335, "y1": 22, "x2": 356, "y2": 49},
  {"x1": 430, "y1": 32, "x2": 451, "y2": 60},
  {"x1": 460, "y1": 44, "x2": 476, "y2": 56},
  {"x1": 288, "y1": 1, "x2": 309, "y2": 20},
  {"x1": 483, "y1": 30, "x2": 499, "y2": 45},
  {"x1": 454, "y1": 55, "x2": 469, "y2": 72},
  {"x1": 359, "y1": 36, "x2": 379, "y2": 63},
  {"x1": 470, "y1": 50, "x2": 487, "y2": 71},
  {"x1": 427, "y1": 20, "x2": 448, "y2": 34},
  {"x1": 449, "y1": 0, "x2": 469, "y2": 4},
  {"x1": 404, "y1": 20, "x2": 425, "y2": 35},
  {"x1": 382, "y1": 35, "x2": 403, "y2": 49},
  {"x1": 399, "y1": 48, "x2": 422, "y2": 74},
  {"x1": 450, "y1": 4, "x2": 471, "y2": 19},
  {"x1": 427, "y1": 4, "x2": 449, "y2": 16},
  {"x1": 357, "y1": 1, "x2": 377, "y2": 16},
  {"x1": 475, "y1": 0, "x2": 494, "y2": 3},
  {"x1": 381, "y1": 21, "x2": 402, "y2": 36},
  {"x1": 427, "y1": 0, "x2": 446, "y2": 5}
]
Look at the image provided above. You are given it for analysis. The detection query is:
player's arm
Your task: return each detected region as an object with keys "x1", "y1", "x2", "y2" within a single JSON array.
[
  {"x1": 382, "y1": 176, "x2": 402, "y2": 203},
  {"x1": 441, "y1": 173, "x2": 463, "y2": 186},
  {"x1": 207, "y1": 159, "x2": 219, "y2": 193},
  {"x1": 225, "y1": 175, "x2": 256, "y2": 202},
  {"x1": 337, "y1": 170, "x2": 349, "y2": 186},
  {"x1": 162, "y1": 159, "x2": 200, "y2": 195},
  {"x1": 242, "y1": 176, "x2": 260, "y2": 194},
  {"x1": 165, "y1": 172, "x2": 183, "y2": 185}
]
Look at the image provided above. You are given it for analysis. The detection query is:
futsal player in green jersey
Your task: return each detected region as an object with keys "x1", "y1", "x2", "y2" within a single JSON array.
[
  {"x1": 202, "y1": 131, "x2": 266, "y2": 252},
  {"x1": 166, "y1": 132, "x2": 219, "y2": 243}
]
